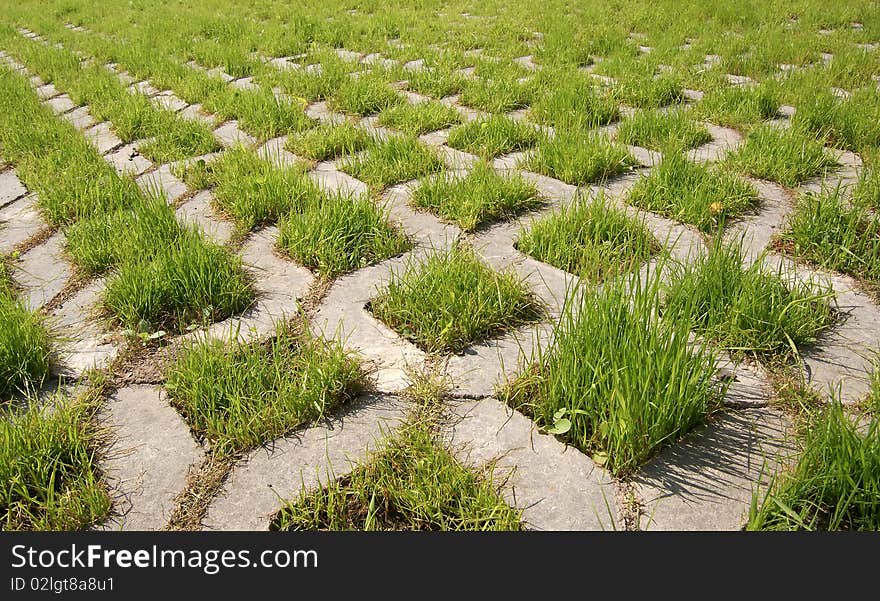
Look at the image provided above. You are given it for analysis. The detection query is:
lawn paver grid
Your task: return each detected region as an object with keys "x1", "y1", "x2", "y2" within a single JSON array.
[{"x1": 1, "y1": 12, "x2": 878, "y2": 532}]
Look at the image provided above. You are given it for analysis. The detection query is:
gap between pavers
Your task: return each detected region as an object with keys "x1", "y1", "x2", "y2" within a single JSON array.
[
  {"x1": 98, "y1": 384, "x2": 204, "y2": 531},
  {"x1": 202, "y1": 394, "x2": 410, "y2": 531},
  {"x1": 632, "y1": 407, "x2": 794, "y2": 531},
  {"x1": 441, "y1": 397, "x2": 618, "y2": 530}
]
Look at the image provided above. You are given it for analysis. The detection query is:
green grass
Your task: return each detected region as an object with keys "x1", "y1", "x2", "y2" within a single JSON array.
[
  {"x1": 516, "y1": 193, "x2": 657, "y2": 282},
  {"x1": 377, "y1": 100, "x2": 461, "y2": 136},
  {"x1": 412, "y1": 162, "x2": 542, "y2": 231},
  {"x1": 501, "y1": 268, "x2": 723, "y2": 475},
  {"x1": 181, "y1": 145, "x2": 321, "y2": 231},
  {"x1": 748, "y1": 402, "x2": 880, "y2": 531},
  {"x1": 790, "y1": 86, "x2": 880, "y2": 153},
  {"x1": 165, "y1": 327, "x2": 364, "y2": 456},
  {"x1": 277, "y1": 192, "x2": 410, "y2": 277},
  {"x1": 0, "y1": 67, "x2": 142, "y2": 225},
  {"x1": 613, "y1": 73, "x2": 683, "y2": 108},
  {"x1": 726, "y1": 125, "x2": 838, "y2": 187},
  {"x1": 369, "y1": 246, "x2": 541, "y2": 353},
  {"x1": 404, "y1": 65, "x2": 466, "y2": 99},
  {"x1": 528, "y1": 71, "x2": 619, "y2": 129},
  {"x1": 207, "y1": 88, "x2": 316, "y2": 139},
  {"x1": 271, "y1": 423, "x2": 521, "y2": 531},
  {"x1": 694, "y1": 83, "x2": 781, "y2": 130},
  {"x1": 286, "y1": 122, "x2": 375, "y2": 162},
  {"x1": 627, "y1": 151, "x2": 760, "y2": 231},
  {"x1": 458, "y1": 77, "x2": 533, "y2": 113},
  {"x1": 65, "y1": 196, "x2": 254, "y2": 332},
  {"x1": 617, "y1": 109, "x2": 712, "y2": 151},
  {"x1": 446, "y1": 115, "x2": 539, "y2": 158},
  {"x1": 341, "y1": 135, "x2": 443, "y2": 190},
  {"x1": 526, "y1": 129, "x2": 637, "y2": 185},
  {"x1": 1, "y1": 394, "x2": 111, "y2": 530},
  {"x1": 663, "y1": 240, "x2": 836, "y2": 358},
  {"x1": 101, "y1": 228, "x2": 253, "y2": 333},
  {"x1": 777, "y1": 186, "x2": 880, "y2": 286},
  {"x1": 0, "y1": 272, "x2": 52, "y2": 400},
  {"x1": 327, "y1": 75, "x2": 403, "y2": 116}
]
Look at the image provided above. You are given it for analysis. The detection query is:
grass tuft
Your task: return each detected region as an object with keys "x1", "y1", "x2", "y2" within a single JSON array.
[
  {"x1": 663, "y1": 240, "x2": 836, "y2": 358},
  {"x1": 165, "y1": 326, "x2": 364, "y2": 456},
  {"x1": 628, "y1": 151, "x2": 759, "y2": 231},
  {"x1": 1, "y1": 395, "x2": 110, "y2": 530},
  {"x1": 271, "y1": 423, "x2": 521, "y2": 531},
  {"x1": 412, "y1": 162, "x2": 542, "y2": 231},
  {"x1": 370, "y1": 245, "x2": 541, "y2": 353},
  {"x1": 726, "y1": 125, "x2": 838, "y2": 187},
  {"x1": 277, "y1": 192, "x2": 410, "y2": 277},
  {"x1": 526, "y1": 128, "x2": 637, "y2": 185},
  {"x1": 501, "y1": 267, "x2": 723, "y2": 475},
  {"x1": 446, "y1": 115, "x2": 539, "y2": 158},
  {"x1": 516, "y1": 193, "x2": 657, "y2": 281}
]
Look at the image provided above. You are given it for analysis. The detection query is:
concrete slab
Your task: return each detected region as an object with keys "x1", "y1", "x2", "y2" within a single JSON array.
[
  {"x1": 633, "y1": 408, "x2": 793, "y2": 531},
  {"x1": 13, "y1": 231, "x2": 70, "y2": 310},
  {"x1": 442, "y1": 398, "x2": 618, "y2": 530},
  {"x1": 203, "y1": 394, "x2": 409, "y2": 530},
  {"x1": 99, "y1": 385, "x2": 204, "y2": 531}
]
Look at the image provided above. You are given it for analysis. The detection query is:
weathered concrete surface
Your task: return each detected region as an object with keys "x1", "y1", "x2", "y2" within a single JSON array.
[
  {"x1": 633, "y1": 408, "x2": 793, "y2": 531},
  {"x1": 442, "y1": 398, "x2": 618, "y2": 530},
  {"x1": 100, "y1": 385, "x2": 204, "y2": 531},
  {"x1": 174, "y1": 191, "x2": 234, "y2": 245},
  {"x1": 194, "y1": 226, "x2": 313, "y2": 344},
  {"x1": 313, "y1": 255, "x2": 427, "y2": 392},
  {"x1": 137, "y1": 164, "x2": 187, "y2": 203},
  {"x1": 0, "y1": 170, "x2": 27, "y2": 208},
  {"x1": 203, "y1": 395, "x2": 409, "y2": 531},
  {"x1": 105, "y1": 143, "x2": 153, "y2": 176},
  {"x1": 13, "y1": 232, "x2": 71, "y2": 310},
  {"x1": 85, "y1": 122, "x2": 124, "y2": 155},
  {"x1": 0, "y1": 194, "x2": 45, "y2": 253},
  {"x1": 49, "y1": 279, "x2": 117, "y2": 377},
  {"x1": 213, "y1": 121, "x2": 256, "y2": 147}
]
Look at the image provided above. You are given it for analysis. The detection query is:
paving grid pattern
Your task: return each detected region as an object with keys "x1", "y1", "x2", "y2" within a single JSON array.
[{"x1": 0, "y1": 21, "x2": 877, "y2": 531}]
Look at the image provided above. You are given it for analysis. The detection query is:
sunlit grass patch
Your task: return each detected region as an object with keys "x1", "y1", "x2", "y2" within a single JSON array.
[
  {"x1": 369, "y1": 246, "x2": 541, "y2": 353},
  {"x1": 0, "y1": 270, "x2": 52, "y2": 400},
  {"x1": 166, "y1": 327, "x2": 364, "y2": 456},
  {"x1": 501, "y1": 269, "x2": 722, "y2": 475},
  {"x1": 694, "y1": 83, "x2": 781, "y2": 130},
  {"x1": 516, "y1": 193, "x2": 657, "y2": 281},
  {"x1": 628, "y1": 151, "x2": 759, "y2": 231},
  {"x1": 277, "y1": 192, "x2": 410, "y2": 277},
  {"x1": 377, "y1": 100, "x2": 461, "y2": 136},
  {"x1": 664, "y1": 240, "x2": 836, "y2": 358},
  {"x1": 458, "y1": 77, "x2": 533, "y2": 113},
  {"x1": 181, "y1": 145, "x2": 321, "y2": 230},
  {"x1": 777, "y1": 186, "x2": 880, "y2": 286},
  {"x1": 725, "y1": 125, "x2": 838, "y2": 187},
  {"x1": 328, "y1": 75, "x2": 403, "y2": 116},
  {"x1": 748, "y1": 402, "x2": 880, "y2": 531},
  {"x1": 617, "y1": 109, "x2": 712, "y2": 151},
  {"x1": 341, "y1": 136, "x2": 443, "y2": 190},
  {"x1": 412, "y1": 162, "x2": 541, "y2": 231},
  {"x1": 286, "y1": 122, "x2": 375, "y2": 161},
  {"x1": 526, "y1": 129, "x2": 637, "y2": 185},
  {"x1": 528, "y1": 73, "x2": 619, "y2": 129},
  {"x1": 1, "y1": 394, "x2": 111, "y2": 530},
  {"x1": 446, "y1": 115, "x2": 539, "y2": 158}
]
